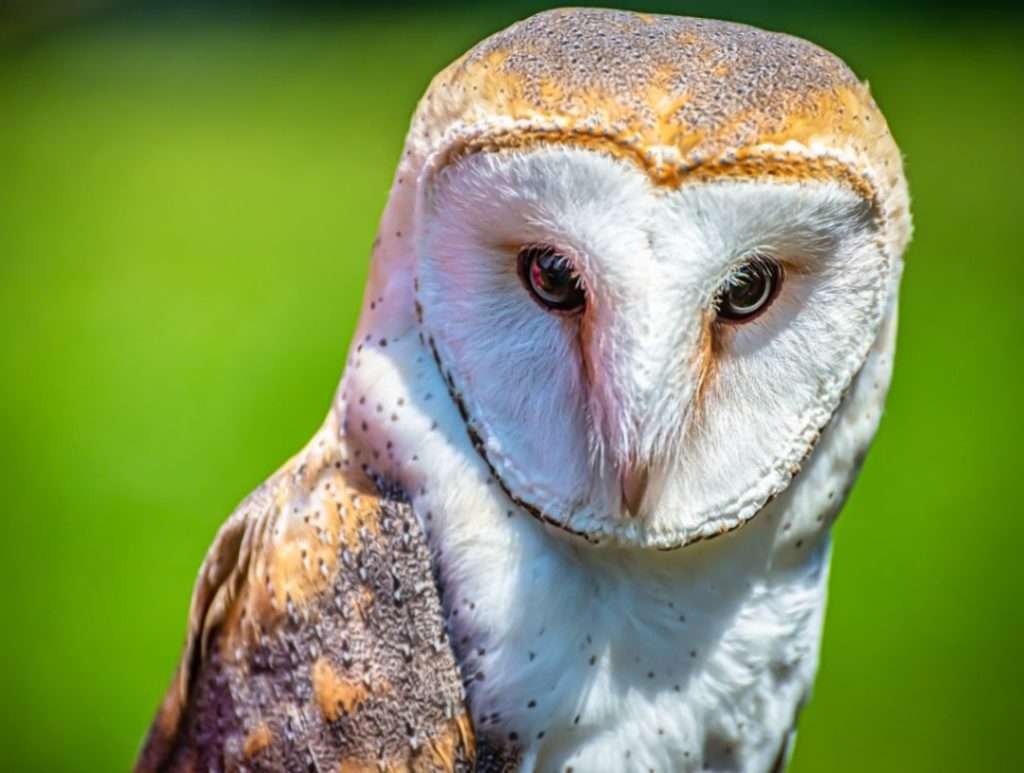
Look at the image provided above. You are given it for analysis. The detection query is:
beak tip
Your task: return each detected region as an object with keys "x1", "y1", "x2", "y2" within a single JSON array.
[{"x1": 621, "y1": 464, "x2": 650, "y2": 518}]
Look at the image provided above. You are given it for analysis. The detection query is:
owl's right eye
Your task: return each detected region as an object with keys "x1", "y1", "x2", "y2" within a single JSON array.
[{"x1": 518, "y1": 246, "x2": 586, "y2": 314}]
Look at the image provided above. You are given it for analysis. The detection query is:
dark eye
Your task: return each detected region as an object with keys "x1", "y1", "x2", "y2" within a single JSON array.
[
  {"x1": 716, "y1": 258, "x2": 782, "y2": 322},
  {"x1": 518, "y1": 245, "x2": 586, "y2": 313}
]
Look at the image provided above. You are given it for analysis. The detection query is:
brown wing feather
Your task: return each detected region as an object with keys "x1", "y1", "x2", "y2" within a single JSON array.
[{"x1": 135, "y1": 414, "x2": 476, "y2": 772}]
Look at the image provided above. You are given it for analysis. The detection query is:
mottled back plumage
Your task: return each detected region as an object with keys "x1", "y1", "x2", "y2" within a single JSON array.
[{"x1": 136, "y1": 418, "x2": 481, "y2": 771}]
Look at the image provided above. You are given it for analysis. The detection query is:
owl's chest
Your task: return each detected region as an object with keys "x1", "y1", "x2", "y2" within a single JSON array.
[{"x1": 426, "y1": 490, "x2": 832, "y2": 773}]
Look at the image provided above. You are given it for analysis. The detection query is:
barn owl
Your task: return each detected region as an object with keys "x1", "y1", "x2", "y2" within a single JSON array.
[{"x1": 137, "y1": 8, "x2": 910, "y2": 773}]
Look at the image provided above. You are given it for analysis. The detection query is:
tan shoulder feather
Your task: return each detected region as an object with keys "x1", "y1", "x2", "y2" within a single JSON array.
[{"x1": 135, "y1": 414, "x2": 476, "y2": 772}]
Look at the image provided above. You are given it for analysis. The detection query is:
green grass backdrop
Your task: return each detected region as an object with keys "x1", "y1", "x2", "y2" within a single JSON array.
[{"x1": 1, "y1": 2, "x2": 1021, "y2": 770}]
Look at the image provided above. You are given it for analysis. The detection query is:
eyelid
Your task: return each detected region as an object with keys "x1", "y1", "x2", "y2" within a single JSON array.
[{"x1": 728, "y1": 251, "x2": 778, "y2": 278}]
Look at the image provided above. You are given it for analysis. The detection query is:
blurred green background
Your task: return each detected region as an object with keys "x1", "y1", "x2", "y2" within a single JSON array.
[{"x1": 1, "y1": 1, "x2": 1020, "y2": 770}]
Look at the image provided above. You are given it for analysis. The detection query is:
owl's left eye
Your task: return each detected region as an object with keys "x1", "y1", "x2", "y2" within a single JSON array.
[
  {"x1": 518, "y1": 246, "x2": 586, "y2": 313},
  {"x1": 715, "y1": 257, "x2": 782, "y2": 323}
]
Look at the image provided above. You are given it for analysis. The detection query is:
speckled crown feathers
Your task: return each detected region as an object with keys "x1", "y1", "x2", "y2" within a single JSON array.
[{"x1": 397, "y1": 8, "x2": 910, "y2": 257}]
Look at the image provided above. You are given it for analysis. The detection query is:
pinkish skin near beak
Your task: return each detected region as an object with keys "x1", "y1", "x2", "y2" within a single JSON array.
[{"x1": 621, "y1": 464, "x2": 650, "y2": 517}]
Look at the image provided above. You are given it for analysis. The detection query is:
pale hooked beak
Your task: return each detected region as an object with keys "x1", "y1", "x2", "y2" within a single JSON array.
[{"x1": 620, "y1": 464, "x2": 650, "y2": 517}]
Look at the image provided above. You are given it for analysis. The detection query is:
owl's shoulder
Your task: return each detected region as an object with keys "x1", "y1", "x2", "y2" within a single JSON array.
[{"x1": 135, "y1": 419, "x2": 477, "y2": 772}]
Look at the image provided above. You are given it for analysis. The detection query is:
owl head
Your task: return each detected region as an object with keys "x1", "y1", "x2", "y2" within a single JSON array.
[{"x1": 344, "y1": 9, "x2": 910, "y2": 550}]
